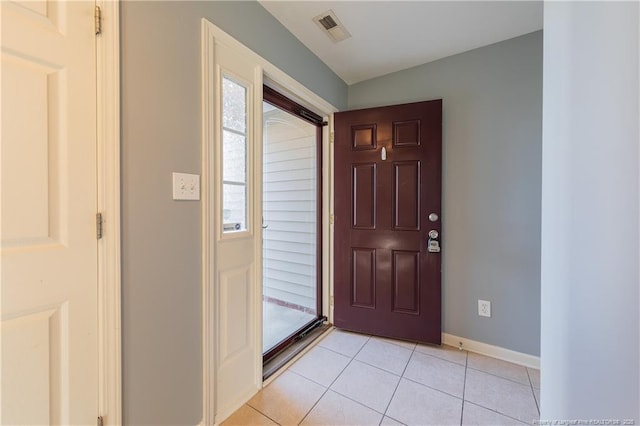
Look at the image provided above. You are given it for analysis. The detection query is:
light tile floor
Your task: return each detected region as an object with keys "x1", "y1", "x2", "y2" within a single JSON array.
[{"x1": 224, "y1": 329, "x2": 541, "y2": 426}]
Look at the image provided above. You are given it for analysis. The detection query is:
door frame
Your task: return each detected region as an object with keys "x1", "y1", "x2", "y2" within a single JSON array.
[
  {"x1": 201, "y1": 19, "x2": 337, "y2": 424},
  {"x1": 96, "y1": 1, "x2": 122, "y2": 424}
]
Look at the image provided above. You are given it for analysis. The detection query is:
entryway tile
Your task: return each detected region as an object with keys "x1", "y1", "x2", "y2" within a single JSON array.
[
  {"x1": 319, "y1": 329, "x2": 370, "y2": 358},
  {"x1": 462, "y1": 402, "x2": 526, "y2": 425},
  {"x1": 330, "y1": 360, "x2": 400, "y2": 412},
  {"x1": 355, "y1": 338, "x2": 413, "y2": 376},
  {"x1": 464, "y1": 368, "x2": 539, "y2": 424},
  {"x1": 403, "y1": 351, "x2": 466, "y2": 398},
  {"x1": 467, "y1": 352, "x2": 530, "y2": 385},
  {"x1": 248, "y1": 370, "x2": 325, "y2": 425},
  {"x1": 386, "y1": 378, "x2": 462, "y2": 426},
  {"x1": 527, "y1": 367, "x2": 540, "y2": 389},
  {"x1": 289, "y1": 346, "x2": 351, "y2": 387},
  {"x1": 381, "y1": 416, "x2": 405, "y2": 425},
  {"x1": 372, "y1": 335, "x2": 417, "y2": 351},
  {"x1": 225, "y1": 334, "x2": 543, "y2": 426},
  {"x1": 221, "y1": 405, "x2": 277, "y2": 425},
  {"x1": 415, "y1": 343, "x2": 468, "y2": 366},
  {"x1": 300, "y1": 390, "x2": 383, "y2": 425}
]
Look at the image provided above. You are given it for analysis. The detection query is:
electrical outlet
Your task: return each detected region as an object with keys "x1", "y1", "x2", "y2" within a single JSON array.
[
  {"x1": 478, "y1": 300, "x2": 491, "y2": 318},
  {"x1": 172, "y1": 172, "x2": 200, "y2": 200}
]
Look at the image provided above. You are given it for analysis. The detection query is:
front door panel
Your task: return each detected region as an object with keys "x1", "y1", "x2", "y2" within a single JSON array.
[{"x1": 334, "y1": 100, "x2": 442, "y2": 344}]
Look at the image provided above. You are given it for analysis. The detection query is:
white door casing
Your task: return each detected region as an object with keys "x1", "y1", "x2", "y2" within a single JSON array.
[
  {"x1": 95, "y1": 0, "x2": 122, "y2": 424},
  {"x1": 1, "y1": 0, "x2": 121, "y2": 424}
]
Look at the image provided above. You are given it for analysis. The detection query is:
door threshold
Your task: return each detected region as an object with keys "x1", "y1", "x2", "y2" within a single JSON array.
[{"x1": 263, "y1": 323, "x2": 332, "y2": 381}]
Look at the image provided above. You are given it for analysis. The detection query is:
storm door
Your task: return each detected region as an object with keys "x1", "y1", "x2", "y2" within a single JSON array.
[{"x1": 262, "y1": 86, "x2": 324, "y2": 363}]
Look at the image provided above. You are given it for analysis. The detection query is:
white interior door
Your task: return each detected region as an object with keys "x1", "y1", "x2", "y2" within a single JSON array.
[
  {"x1": 1, "y1": 1, "x2": 99, "y2": 424},
  {"x1": 211, "y1": 35, "x2": 263, "y2": 421},
  {"x1": 203, "y1": 20, "x2": 338, "y2": 424}
]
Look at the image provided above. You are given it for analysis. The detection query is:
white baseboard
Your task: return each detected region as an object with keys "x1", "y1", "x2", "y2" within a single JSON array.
[{"x1": 442, "y1": 333, "x2": 540, "y2": 370}]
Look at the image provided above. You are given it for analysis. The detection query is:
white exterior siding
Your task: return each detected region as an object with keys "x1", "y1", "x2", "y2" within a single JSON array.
[{"x1": 263, "y1": 108, "x2": 318, "y2": 312}]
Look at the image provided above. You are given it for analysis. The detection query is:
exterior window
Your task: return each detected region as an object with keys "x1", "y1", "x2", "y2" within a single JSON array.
[{"x1": 222, "y1": 76, "x2": 247, "y2": 233}]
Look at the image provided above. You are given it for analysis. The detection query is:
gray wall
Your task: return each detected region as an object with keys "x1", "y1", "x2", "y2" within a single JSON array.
[
  {"x1": 120, "y1": 2, "x2": 346, "y2": 424},
  {"x1": 349, "y1": 32, "x2": 542, "y2": 356},
  {"x1": 541, "y1": 2, "x2": 639, "y2": 419}
]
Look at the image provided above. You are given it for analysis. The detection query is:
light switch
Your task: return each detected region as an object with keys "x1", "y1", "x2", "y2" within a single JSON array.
[{"x1": 172, "y1": 172, "x2": 200, "y2": 200}]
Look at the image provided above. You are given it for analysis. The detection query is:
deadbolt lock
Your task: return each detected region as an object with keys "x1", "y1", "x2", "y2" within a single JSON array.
[{"x1": 427, "y1": 229, "x2": 441, "y2": 253}]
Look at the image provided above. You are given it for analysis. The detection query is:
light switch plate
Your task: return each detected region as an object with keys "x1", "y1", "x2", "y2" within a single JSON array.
[{"x1": 172, "y1": 172, "x2": 200, "y2": 200}]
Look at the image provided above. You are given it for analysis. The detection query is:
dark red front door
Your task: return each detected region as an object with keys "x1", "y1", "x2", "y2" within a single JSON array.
[{"x1": 334, "y1": 100, "x2": 442, "y2": 344}]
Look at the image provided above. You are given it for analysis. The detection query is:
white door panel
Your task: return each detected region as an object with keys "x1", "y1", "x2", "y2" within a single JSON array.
[
  {"x1": 1, "y1": 1, "x2": 98, "y2": 424},
  {"x1": 203, "y1": 20, "x2": 338, "y2": 424},
  {"x1": 212, "y1": 37, "x2": 262, "y2": 421}
]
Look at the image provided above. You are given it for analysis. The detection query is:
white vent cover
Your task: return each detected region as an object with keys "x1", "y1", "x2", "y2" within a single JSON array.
[{"x1": 313, "y1": 9, "x2": 351, "y2": 43}]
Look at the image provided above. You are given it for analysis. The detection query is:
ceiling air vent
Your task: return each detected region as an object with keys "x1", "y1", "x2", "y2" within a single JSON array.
[{"x1": 313, "y1": 10, "x2": 351, "y2": 43}]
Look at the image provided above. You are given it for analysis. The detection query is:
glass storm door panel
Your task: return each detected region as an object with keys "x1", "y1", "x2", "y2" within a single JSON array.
[{"x1": 262, "y1": 98, "x2": 320, "y2": 356}]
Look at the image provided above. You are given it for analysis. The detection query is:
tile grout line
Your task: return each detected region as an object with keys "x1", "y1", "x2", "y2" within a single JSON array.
[
  {"x1": 327, "y1": 384, "x2": 403, "y2": 422},
  {"x1": 371, "y1": 335, "x2": 418, "y2": 352},
  {"x1": 379, "y1": 339, "x2": 417, "y2": 424},
  {"x1": 316, "y1": 335, "x2": 371, "y2": 358},
  {"x1": 527, "y1": 368, "x2": 541, "y2": 416},
  {"x1": 465, "y1": 365, "x2": 533, "y2": 387},
  {"x1": 348, "y1": 355, "x2": 411, "y2": 378},
  {"x1": 300, "y1": 334, "x2": 411, "y2": 424},
  {"x1": 399, "y1": 375, "x2": 465, "y2": 401},
  {"x1": 414, "y1": 347, "x2": 469, "y2": 367},
  {"x1": 466, "y1": 352, "x2": 535, "y2": 385},
  {"x1": 286, "y1": 368, "x2": 330, "y2": 388},
  {"x1": 358, "y1": 338, "x2": 415, "y2": 377},
  {"x1": 318, "y1": 341, "x2": 418, "y2": 423},
  {"x1": 465, "y1": 354, "x2": 538, "y2": 425},
  {"x1": 286, "y1": 366, "x2": 411, "y2": 422},
  {"x1": 296, "y1": 334, "x2": 372, "y2": 425},
  {"x1": 460, "y1": 349, "x2": 469, "y2": 426},
  {"x1": 463, "y1": 368, "x2": 539, "y2": 424},
  {"x1": 245, "y1": 404, "x2": 283, "y2": 426},
  {"x1": 463, "y1": 400, "x2": 529, "y2": 425},
  {"x1": 290, "y1": 334, "x2": 369, "y2": 387}
]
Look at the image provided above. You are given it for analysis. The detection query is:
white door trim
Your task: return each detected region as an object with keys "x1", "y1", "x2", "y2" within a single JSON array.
[
  {"x1": 201, "y1": 19, "x2": 337, "y2": 425},
  {"x1": 201, "y1": 20, "x2": 215, "y2": 426},
  {"x1": 96, "y1": 1, "x2": 122, "y2": 424}
]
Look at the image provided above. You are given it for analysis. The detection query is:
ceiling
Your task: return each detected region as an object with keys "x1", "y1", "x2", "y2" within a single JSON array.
[{"x1": 259, "y1": 1, "x2": 543, "y2": 85}]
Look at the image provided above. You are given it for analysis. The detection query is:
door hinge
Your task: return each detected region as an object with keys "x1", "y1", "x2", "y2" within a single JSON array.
[
  {"x1": 95, "y1": 5, "x2": 102, "y2": 36},
  {"x1": 330, "y1": 295, "x2": 334, "y2": 306},
  {"x1": 330, "y1": 132, "x2": 335, "y2": 144},
  {"x1": 96, "y1": 212, "x2": 103, "y2": 240},
  {"x1": 330, "y1": 214, "x2": 335, "y2": 224},
  {"x1": 97, "y1": 416, "x2": 104, "y2": 426}
]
